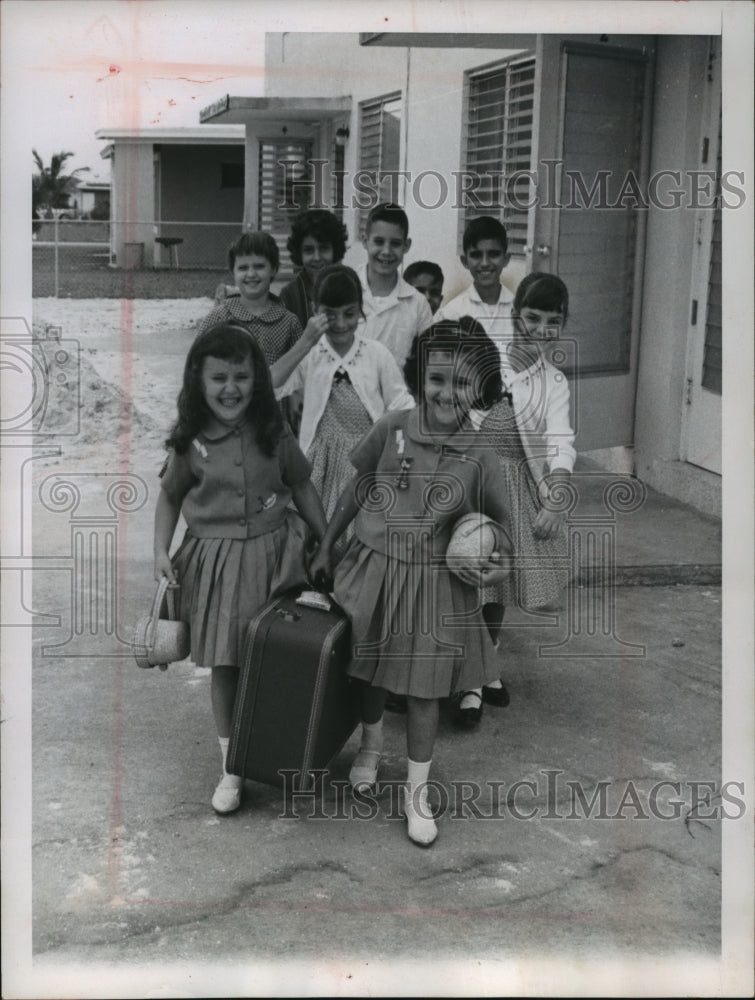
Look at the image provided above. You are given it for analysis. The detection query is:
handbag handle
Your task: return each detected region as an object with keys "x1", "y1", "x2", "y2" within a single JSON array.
[{"x1": 147, "y1": 577, "x2": 180, "y2": 651}]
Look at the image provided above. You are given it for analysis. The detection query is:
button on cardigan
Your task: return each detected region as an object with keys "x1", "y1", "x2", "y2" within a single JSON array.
[
  {"x1": 159, "y1": 421, "x2": 311, "y2": 539},
  {"x1": 275, "y1": 333, "x2": 415, "y2": 457},
  {"x1": 470, "y1": 354, "x2": 576, "y2": 489}
]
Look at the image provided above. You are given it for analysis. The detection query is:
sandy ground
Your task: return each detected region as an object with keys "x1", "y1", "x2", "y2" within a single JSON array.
[{"x1": 32, "y1": 297, "x2": 212, "y2": 466}]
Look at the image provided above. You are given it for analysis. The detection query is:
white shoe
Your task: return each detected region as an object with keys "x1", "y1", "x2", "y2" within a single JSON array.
[
  {"x1": 402, "y1": 785, "x2": 438, "y2": 847},
  {"x1": 349, "y1": 749, "x2": 381, "y2": 792},
  {"x1": 212, "y1": 774, "x2": 243, "y2": 814}
]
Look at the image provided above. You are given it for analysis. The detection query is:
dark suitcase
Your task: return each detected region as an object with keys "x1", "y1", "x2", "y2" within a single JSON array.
[{"x1": 227, "y1": 590, "x2": 359, "y2": 788}]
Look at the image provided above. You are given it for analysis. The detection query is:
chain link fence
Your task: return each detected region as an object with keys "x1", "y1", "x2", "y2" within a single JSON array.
[{"x1": 32, "y1": 220, "x2": 295, "y2": 299}]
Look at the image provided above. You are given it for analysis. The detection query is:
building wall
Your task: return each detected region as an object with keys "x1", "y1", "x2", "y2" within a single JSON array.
[
  {"x1": 263, "y1": 32, "x2": 721, "y2": 514},
  {"x1": 157, "y1": 144, "x2": 244, "y2": 267},
  {"x1": 634, "y1": 35, "x2": 721, "y2": 516},
  {"x1": 109, "y1": 142, "x2": 155, "y2": 268},
  {"x1": 264, "y1": 33, "x2": 520, "y2": 298}
]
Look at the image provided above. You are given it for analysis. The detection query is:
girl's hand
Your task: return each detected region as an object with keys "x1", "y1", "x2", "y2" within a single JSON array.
[
  {"x1": 453, "y1": 550, "x2": 512, "y2": 588},
  {"x1": 301, "y1": 313, "x2": 329, "y2": 348},
  {"x1": 154, "y1": 552, "x2": 178, "y2": 586},
  {"x1": 532, "y1": 507, "x2": 565, "y2": 540},
  {"x1": 308, "y1": 545, "x2": 334, "y2": 593}
]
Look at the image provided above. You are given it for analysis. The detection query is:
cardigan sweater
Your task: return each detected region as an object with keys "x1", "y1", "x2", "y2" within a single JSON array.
[
  {"x1": 275, "y1": 332, "x2": 414, "y2": 456},
  {"x1": 470, "y1": 353, "x2": 576, "y2": 491}
]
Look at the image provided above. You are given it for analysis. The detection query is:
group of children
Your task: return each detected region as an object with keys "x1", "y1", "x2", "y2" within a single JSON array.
[{"x1": 153, "y1": 203, "x2": 575, "y2": 846}]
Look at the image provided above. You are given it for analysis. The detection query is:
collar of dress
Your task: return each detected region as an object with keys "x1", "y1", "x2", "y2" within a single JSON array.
[
  {"x1": 314, "y1": 332, "x2": 367, "y2": 368},
  {"x1": 403, "y1": 407, "x2": 476, "y2": 452},
  {"x1": 228, "y1": 294, "x2": 287, "y2": 324},
  {"x1": 198, "y1": 417, "x2": 251, "y2": 444}
]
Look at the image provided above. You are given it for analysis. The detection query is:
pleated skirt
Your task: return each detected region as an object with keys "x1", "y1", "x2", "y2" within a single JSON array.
[
  {"x1": 172, "y1": 511, "x2": 309, "y2": 668},
  {"x1": 333, "y1": 539, "x2": 502, "y2": 699}
]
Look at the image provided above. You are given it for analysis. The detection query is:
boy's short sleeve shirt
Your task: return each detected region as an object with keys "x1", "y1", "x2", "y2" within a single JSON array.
[
  {"x1": 435, "y1": 284, "x2": 515, "y2": 355},
  {"x1": 357, "y1": 265, "x2": 433, "y2": 368}
]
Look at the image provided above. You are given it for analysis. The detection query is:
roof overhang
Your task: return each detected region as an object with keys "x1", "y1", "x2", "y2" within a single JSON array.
[
  {"x1": 360, "y1": 32, "x2": 536, "y2": 49},
  {"x1": 200, "y1": 95, "x2": 352, "y2": 126},
  {"x1": 95, "y1": 126, "x2": 245, "y2": 146}
]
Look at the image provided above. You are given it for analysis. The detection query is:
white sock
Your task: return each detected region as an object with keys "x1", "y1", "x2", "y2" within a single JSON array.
[
  {"x1": 407, "y1": 757, "x2": 432, "y2": 791},
  {"x1": 460, "y1": 687, "x2": 482, "y2": 709},
  {"x1": 218, "y1": 737, "x2": 242, "y2": 785},
  {"x1": 361, "y1": 719, "x2": 384, "y2": 754},
  {"x1": 486, "y1": 678, "x2": 503, "y2": 689}
]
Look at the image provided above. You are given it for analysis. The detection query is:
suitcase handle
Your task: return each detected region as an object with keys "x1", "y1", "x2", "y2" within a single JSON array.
[{"x1": 275, "y1": 607, "x2": 301, "y2": 623}]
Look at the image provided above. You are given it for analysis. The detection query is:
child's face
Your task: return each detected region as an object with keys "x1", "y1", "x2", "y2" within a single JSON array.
[
  {"x1": 200, "y1": 353, "x2": 254, "y2": 428},
  {"x1": 422, "y1": 350, "x2": 479, "y2": 434},
  {"x1": 232, "y1": 254, "x2": 276, "y2": 304},
  {"x1": 317, "y1": 302, "x2": 361, "y2": 353},
  {"x1": 514, "y1": 306, "x2": 565, "y2": 342},
  {"x1": 363, "y1": 221, "x2": 411, "y2": 279},
  {"x1": 460, "y1": 239, "x2": 510, "y2": 294},
  {"x1": 300, "y1": 237, "x2": 335, "y2": 281},
  {"x1": 407, "y1": 271, "x2": 443, "y2": 314}
]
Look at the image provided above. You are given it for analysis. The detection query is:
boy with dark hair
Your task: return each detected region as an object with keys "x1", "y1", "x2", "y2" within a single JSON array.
[
  {"x1": 403, "y1": 260, "x2": 444, "y2": 316},
  {"x1": 358, "y1": 203, "x2": 433, "y2": 367},
  {"x1": 435, "y1": 215, "x2": 514, "y2": 343}
]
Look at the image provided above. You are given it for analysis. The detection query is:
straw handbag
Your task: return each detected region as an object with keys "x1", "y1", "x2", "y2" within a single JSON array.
[{"x1": 132, "y1": 577, "x2": 190, "y2": 670}]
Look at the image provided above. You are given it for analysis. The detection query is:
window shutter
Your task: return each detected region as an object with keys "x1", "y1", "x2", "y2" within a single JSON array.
[
  {"x1": 258, "y1": 139, "x2": 313, "y2": 276},
  {"x1": 462, "y1": 57, "x2": 535, "y2": 256},
  {"x1": 357, "y1": 92, "x2": 402, "y2": 236}
]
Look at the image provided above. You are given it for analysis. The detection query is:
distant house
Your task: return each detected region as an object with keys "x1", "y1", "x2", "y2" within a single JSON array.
[
  {"x1": 69, "y1": 178, "x2": 111, "y2": 219},
  {"x1": 96, "y1": 126, "x2": 246, "y2": 269},
  {"x1": 198, "y1": 31, "x2": 727, "y2": 515}
]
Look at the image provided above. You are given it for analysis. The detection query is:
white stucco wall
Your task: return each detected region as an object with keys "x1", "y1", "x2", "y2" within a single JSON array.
[
  {"x1": 110, "y1": 143, "x2": 155, "y2": 267},
  {"x1": 264, "y1": 34, "x2": 524, "y2": 302}
]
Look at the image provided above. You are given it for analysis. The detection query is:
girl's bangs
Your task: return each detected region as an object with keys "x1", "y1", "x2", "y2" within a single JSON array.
[{"x1": 316, "y1": 273, "x2": 361, "y2": 309}]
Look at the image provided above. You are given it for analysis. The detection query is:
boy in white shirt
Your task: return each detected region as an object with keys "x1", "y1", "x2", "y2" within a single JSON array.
[
  {"x1": 357, "y1": 203, "x2": 433, "y2": 368},
  {"x1": 435, "y1": 216, "x2": 514, "y2": 345}
]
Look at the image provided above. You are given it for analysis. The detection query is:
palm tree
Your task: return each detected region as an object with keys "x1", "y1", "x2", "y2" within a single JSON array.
[{"x1": 32, "y1": 150, "x2": 90, "y2": 218}]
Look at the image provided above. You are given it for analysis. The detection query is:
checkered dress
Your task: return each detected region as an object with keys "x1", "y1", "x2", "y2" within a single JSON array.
[
  {"x1": 478, "y1": 396, "x2": 569, "y2": 610},
  {"x1": 197, "y1": 296, "x2": 302, "y2": 365},
  {"x1": 306, "y1": 370, "x2": 373, "y2": 553}
]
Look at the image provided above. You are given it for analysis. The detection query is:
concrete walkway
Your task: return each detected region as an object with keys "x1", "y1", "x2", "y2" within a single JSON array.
[
  {"x1": 13, "y1": 306, "x2": 744, "y2": 997},
  {"x1": 22, "y1": 458, "x2": 736, "y2": 997}
]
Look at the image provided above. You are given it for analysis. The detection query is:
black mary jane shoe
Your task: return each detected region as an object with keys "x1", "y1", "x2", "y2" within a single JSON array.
[
  {"x1": 482, "y1": 681, "x2": 510, "y2": 708},
  {"x1": 453, "y1": 690, "x2": 483, "y2": 729}
]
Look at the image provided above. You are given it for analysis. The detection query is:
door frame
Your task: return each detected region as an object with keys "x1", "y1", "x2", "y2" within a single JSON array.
[{"x1": 680, "y1": 36, "x2": 722, "y2": 475}]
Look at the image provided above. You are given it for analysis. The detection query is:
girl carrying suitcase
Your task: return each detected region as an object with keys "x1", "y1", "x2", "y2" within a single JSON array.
[{"x1": 153, "y1": 322, "x2": 326, "y2": 814}]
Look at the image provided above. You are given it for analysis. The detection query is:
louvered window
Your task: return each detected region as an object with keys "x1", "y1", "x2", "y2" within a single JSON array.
[
  {"x1": 461, "y1": 57, "x2": 535, "y2": 256},
  {"x1": 258, "y1": 139, "x2": 313, "y2": 275},
  {"x1": 701, "y1": 107, "x2": 722, "y2": 395},
  {"x1": 357, "y1": 92, "x2": 402, "y2": 236}
]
